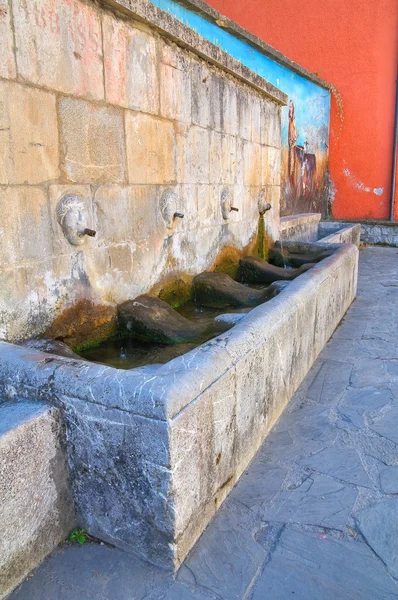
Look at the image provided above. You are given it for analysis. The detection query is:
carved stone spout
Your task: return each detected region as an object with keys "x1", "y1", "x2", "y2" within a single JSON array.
[{"x1": 57, "y1": 194, "x2": 96, "y2": 246}]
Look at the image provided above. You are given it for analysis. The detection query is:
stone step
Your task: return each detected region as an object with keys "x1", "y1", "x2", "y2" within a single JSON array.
[{"x1": 0, "y1": 401, "x2": 75, "y2": 600}]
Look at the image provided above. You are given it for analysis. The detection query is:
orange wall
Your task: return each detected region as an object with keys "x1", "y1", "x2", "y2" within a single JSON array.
[{"x1": 207, "y1": 0, "x2": 398, "y2": 221}]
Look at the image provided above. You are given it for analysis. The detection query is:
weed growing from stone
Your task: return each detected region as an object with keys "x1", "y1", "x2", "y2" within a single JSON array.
[{"x1": 69, "y1": 529, "x2": 88, "y2": 545}]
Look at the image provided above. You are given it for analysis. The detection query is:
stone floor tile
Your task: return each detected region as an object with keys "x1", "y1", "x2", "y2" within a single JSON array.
[
  {"x1": 251, "y1": 527, "x2": 398, "y2": 600},
  {"x1": 380, "y1": 466, "x2": 398, "y2": 494},
  {"x1": 257, "y1": 473, "x2": 358, "y2": 530},
  {"x1": 178, "y1": 501, "x2": 266, "y2": 600},
  {"x1": 356, "y1": 498, "x2": 398, "y2": 579},
  {"x1": 370, "y1": 405, "x2": 398, "y2": 445},
  {"x1": 306, "y1": 360, "x2": 353, "y2": 404},
  {"x1": 298, "y1": 446, "x2": 372, "y2": 488},
  {"x1": 350, "y1": 359, "x2": 391, "y2": 388}
]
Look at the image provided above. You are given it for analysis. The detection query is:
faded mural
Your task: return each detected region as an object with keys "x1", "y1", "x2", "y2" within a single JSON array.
[
  {"x1": 149, "y1": 0, "x2": 331, "y2": 217},
  {"x1": 284, "y1": 90, "x2": 330, "y2": 216}
]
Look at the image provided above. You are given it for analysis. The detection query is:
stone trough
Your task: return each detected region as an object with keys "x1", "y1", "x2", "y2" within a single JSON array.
[
  {"x1": 280, "y1": 213, "x2": 361, "y2": 246},
  {"x1": 0, "y1": 240, "x2": 358, "y2": 570}
]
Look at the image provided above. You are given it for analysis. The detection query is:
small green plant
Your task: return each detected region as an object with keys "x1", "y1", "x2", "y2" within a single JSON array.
[{"x1": 69, "y1": 528, "x2": 88, "y2": 545}]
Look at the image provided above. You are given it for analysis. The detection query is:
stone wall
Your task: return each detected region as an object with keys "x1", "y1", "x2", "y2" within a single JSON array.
[
  {"x1": 319, "y1": 221, "x2": 398, "y2": 247},
  {"x1": 280, "y1": 216, "x2": 360, "y2": 247},
  {"x1": 0, "y1": 0, "x2": 284, "y2": 343},
  {"x1": 317, "y1": 223, "x2": 361, "y2": 247},
  {"x1": 279, "y1": 213, "x2": 321, "y2": 242},
  {"x1": 0, "y1": 401, "x2": 75, "y2": 599}
]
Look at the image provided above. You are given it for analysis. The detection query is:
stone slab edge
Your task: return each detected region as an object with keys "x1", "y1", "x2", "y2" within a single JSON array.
[
  {"x1": 280, "y1": 213, "x2": 322, "y2": 230},
  {"x1": 101, "y1": 0, "x2": 287, "y2": 104},
  {"x1": 279, "y1": 213, "x2": 322, "y2": 243},
  {"x1": 316, "y1": 224, "x2": 361, "y2": 246},
  {"x1": 0, "y1": 402, "x2": 75, "y2": 599},
  {"x1": 322, "y1": 220, "x2": 398, "y2": 247}
]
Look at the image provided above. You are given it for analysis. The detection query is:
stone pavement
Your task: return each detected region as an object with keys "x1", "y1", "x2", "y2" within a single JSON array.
[{"x1": 10, "y1": 247, "x2": 398, "y2": 599}]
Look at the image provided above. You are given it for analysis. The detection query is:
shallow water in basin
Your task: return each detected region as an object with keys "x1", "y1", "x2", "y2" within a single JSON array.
[
  {"x1": 79, "y1": 337, "x2": 200, "y2": 370},
  {"x1": 78, "y1": 303, "x2": 253, "y2": 370}
]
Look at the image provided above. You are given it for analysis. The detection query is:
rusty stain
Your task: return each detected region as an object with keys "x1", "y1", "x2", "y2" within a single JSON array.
[{"x1": 44, "y1": 300, "x2": 117, "y2": 350}]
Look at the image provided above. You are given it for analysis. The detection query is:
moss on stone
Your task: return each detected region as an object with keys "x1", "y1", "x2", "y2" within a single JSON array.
[
  {"x1": 157, "y1": 278, "x2": 193, "y2": 308},
  {"x1": 73, "y1": 338, "x2": 106, "y2": 353},
  {"x1": 256, "y1": 215, "x2": 271, "y2": 260},
  {"x1": 211, "y1": 246, "x2": 241, "y2": 279}
]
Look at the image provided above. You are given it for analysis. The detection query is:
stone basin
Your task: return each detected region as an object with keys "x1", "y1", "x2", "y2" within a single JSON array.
[{"x1": 0, "y1": 241, "x2": 358, "y2": 570}]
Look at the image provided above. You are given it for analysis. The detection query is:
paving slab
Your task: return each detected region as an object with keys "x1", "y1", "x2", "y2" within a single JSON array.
[
  {"x1": 10, "y1": 248, "x2": 398, "y2": 599},
  {"x1": 251, "y1": 527, "x2": 398, "y2": 600}
]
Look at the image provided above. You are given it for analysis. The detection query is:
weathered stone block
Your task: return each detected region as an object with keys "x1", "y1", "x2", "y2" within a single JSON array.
[
  {"x1": 176, "y1": 125, "x2": 190, "y2": 183},
  {"x1": 0, "y1": 401, "x2": 75, "y2": 599},
  {"x1": 53, "y1": 397, "x2": 174, "y2": 568},
  {"x1": 209, "y1": 132, "x2": 237, "y2": 185},
  {"x1": 261, "y1": 101, "x2": 281, "y2": 148},
  {"x1": 0, "y1": 187, "x2": 53, "y2": 267},
  {"x1": 126, "y1": 112, "x2": 175, "y2": 184},
  {"x1": 235, "y1": 344, "x2": 268, "y2": 467},
  {"x1": 243, "y1": 141, "x2": 262, "y2": 186},
  {"x1": 222, "y1": 80, "x2": 239, "y2": 136},
  {"x1": 263, "y1": 145, "x2": 281, "y2": 186},
  {"x1": 280, "y1": 212, "x2": 322, "y2": 242},
  {"x1": 160, "y1": 39, "x2": 186, "y2": 69},
  {"x1": 209, "y1": 131, "x2": 223, "y2": 184},
  {"x1": 93, "y1": 185, "x2": 131, "y2": 246},
  {"x1": 0, "y1": 253, "x2": 83, "y2": 342},
  {"x1": 160, "y1": 48, "x2": 191, "y2": 122},
  {"x1": 103, "y1": 15, "x2": 159, "y2": 113},
  {"x1": 222, "y1": 135, "x2": 238, "y2": 184},
  {"x1": 239, "y1": 91, "x2": 262, "y2": 143},
  {"x1": 12, "y1": 0, "x2": 104, "y2": 100},
  {"x1": 59, "y1": 98, "x2": 126, "y2": 184},
  {"x1": 174, "y1": 183, "x2": 197, "y2": 232},
  {"x1": 0, "y1": 81, "x2": 59, "y2": 184},
  {"x1": 196, "y1": 184, "x2": 216, "y2": 227},
  {"x1": 0, "y1": 189, "x2": 21, "y2": 267},
  {"x1": 130, "y1": 233, "x2": 168, "y2": 297},
  {"x1": 187, "y1": 126, "x2": 210, "y2": 184},
  {"x1": 94, "y1": 185, "x2": 166, "y2": 248},
  {"x1": 251, "y1": 96, "x2": 262, "y2": 144},
  {"x1": 238, "y1": 89, "x2": 252, "y2": 142},
  {"x1": 191, "y1": 60, "x2": 212, "y2": 128},
  {"x1": 209, "y1": 74, "x2": 223, "y2": 132},
  {"x1": 0, "y1": 0, "x2": 16, "y2": 79},
  {"x1": 170, "y1": 373, "x2": 237, "y2": 539}
]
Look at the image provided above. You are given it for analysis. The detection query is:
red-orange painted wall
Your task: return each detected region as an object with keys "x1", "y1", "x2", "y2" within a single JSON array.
[{"x1": 207, "y1": 0, "x2": 398, "y2": 221}]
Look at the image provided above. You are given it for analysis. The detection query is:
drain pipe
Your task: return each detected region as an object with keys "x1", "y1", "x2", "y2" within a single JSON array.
[{"x1": 390, "y1": 70, "x2": 398, "y2": 221}]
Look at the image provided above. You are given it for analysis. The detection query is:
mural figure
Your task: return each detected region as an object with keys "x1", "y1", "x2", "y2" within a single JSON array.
[
  {"x1": 288, "y1": 100, "x2": 297, "y2": 185},
  {"x1": 287, "y1": 100, "x2": 317, "y2": 197},
  {"x1": 282, "y1": 95, "x2": 327, "y2": 215}
]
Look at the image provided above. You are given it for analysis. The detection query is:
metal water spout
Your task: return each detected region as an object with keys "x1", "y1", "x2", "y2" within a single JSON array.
[
  {"x1": 83, "y1": 228, "x2": 97, "y2": 237},
  {"x1": 160, "y1": 189, "x2": 184, "y2": 229},
  {"x1": 259, "y1": 202, "x2": 272, "y2": 216},
  {"x1": 221, "y1": 189, "x2": 239, "y2": 219},
  {"x1": 257, "y1": 189, "x2": 272, "y2": 216}
]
